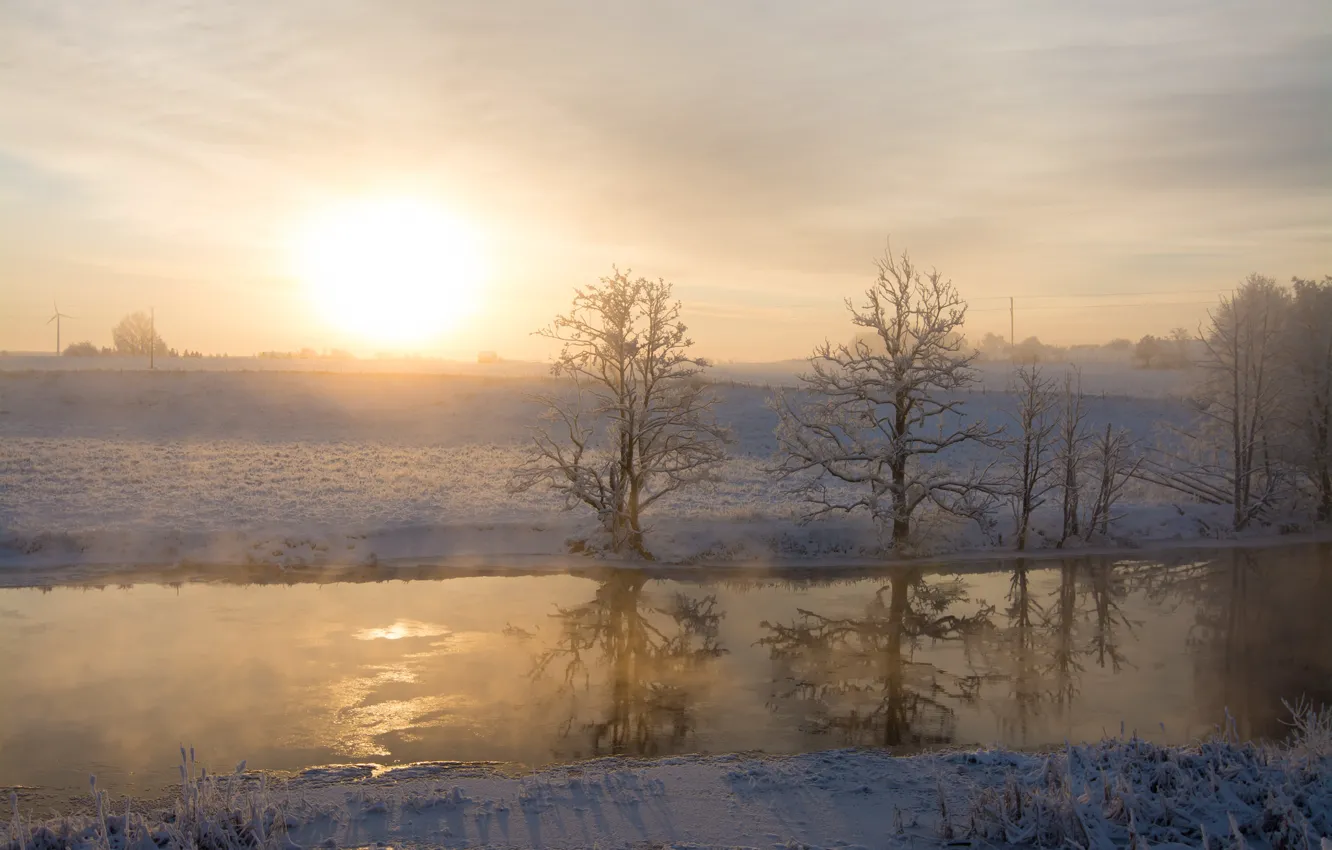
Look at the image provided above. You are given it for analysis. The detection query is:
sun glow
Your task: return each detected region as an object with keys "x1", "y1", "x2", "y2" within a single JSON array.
[{"x1": 291, "y1": 197, "x2": 486, "y2": 347}]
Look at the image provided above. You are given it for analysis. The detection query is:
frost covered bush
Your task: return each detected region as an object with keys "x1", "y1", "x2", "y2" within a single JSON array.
[
  {"x1": 6, "y1": 749, "x2": 303, "y2": 850},
  {"x1": 965, "y1": 709, "x2": 1332, "y2": 849}
]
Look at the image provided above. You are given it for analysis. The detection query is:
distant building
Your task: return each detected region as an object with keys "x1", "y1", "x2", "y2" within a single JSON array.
[{"x1": 477, "y1": 351, "x2": 499, "y2": 364}]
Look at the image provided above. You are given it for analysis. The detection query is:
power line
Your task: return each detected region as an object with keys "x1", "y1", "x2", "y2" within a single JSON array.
[
  {"x1": 970, "y1": 299, "x2": 1216, "y2": 314},
  {"x1": 968, "y1": 287, "x2": 1232, "y2": 302}
]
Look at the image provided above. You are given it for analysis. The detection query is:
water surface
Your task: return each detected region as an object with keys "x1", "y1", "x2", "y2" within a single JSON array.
[{"x1": 2, "y1": 544, "x2": 1330, "y2": 802}]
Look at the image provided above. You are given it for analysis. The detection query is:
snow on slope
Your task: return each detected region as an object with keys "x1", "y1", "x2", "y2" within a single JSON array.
[
  {"x1": 9, "y1": 727, "x2": 1331, "y2": 849},
  {"x1": 0, "y1": 368, "x2": 1275, "y2": 577}
]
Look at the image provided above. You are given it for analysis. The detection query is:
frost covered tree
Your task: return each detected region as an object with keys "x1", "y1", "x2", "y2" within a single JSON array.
[
  {"x1": 1141, "y1": 275, "x2": 1289, "y2": 529},
  {"x1": 1054, "y1": 370, "x2": 1091, "y2": 546},
  {"x1": 1195, "y1": 276, "x2": 1289, "y2": 529},
  {"x1": 1003, "y1": 366, "x2": 1058, "y2": 551},
  {"x1": 511, "y1": 270, "x2": 728, "y2": 557},
  {"x1": 1083, "y1": 424, "x2": 1140, "y2": 539},
  {"x1": 1281, "y1": 276, "x2": 1332, "y2": 520},
  {"x1": 773, "y1": 244, "x2": 997, "y2": 551}
]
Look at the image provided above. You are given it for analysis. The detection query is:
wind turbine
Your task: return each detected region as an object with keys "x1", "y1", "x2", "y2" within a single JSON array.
[{"x1": 48, "y1": 302, "x2": 74, "y2": 355}]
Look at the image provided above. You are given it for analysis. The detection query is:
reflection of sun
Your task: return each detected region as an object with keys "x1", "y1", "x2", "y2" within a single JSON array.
[
  {"x1": 353, "y1": 619, "x2": 450, "y2": 641},
  {"x1": 286, "y1": 627, "x2": 499, "y2": 757},
  {"x1": 290, "y1": 197, "x2": 485, "y2": 346}
]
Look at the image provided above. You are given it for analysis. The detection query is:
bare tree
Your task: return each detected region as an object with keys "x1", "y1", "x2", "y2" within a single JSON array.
[
  {"x1": 1054, "y1": 370, "x2": 1091, "y2": 546},
  {"x1": 1195, "y1": 276, "x2": 1290, "y2": 529},
  {"x1": 1003, "y1": 366, "x2": 1058, "y2": 551},
  {"x1": 1135, "y1": 277, "x2": 1291, "y2": 528},
  {"x1": 772, "y1": 243, "x2": 997, "y2": 551},
  {"x1": 1084, "y1": 424, "x2": 1141, "y2": 539},
  {"x1": 1282, "y1": 276, "x2": 1332, "y2": 520},
  {"x1": 111, "y1": 311, "x2": 168, "y2": 356},
  {"x1": 511, "y1": 270, "x2": 728, "y2": 557}
]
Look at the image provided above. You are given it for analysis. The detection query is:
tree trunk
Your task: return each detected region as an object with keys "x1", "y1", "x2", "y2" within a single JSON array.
[
  {"x1": 1231, "y1": 326, "x2": 1244, "y2": 531},
  {"x1": 890, "y1": 459, "x2": 910, "y2": 547},
  {"x1": 1316, "y1": 416, "x2": 1331, "y2": 522},
  {"x1": 1016, "y1": 436, "x2": 1033, "y2": 551},
  {"x1": 881, "y1": 573, "x2": 909, "y2": 746},
  {"x1": 1318, "y1": 462, "x2": 1331, "y2": 523},
  {"x1": 1060, "y1": 461, "x2": 1079, "y2": 545},
  {"x1": 626, "y1": 476, "x2": 651, "y2": 559}
]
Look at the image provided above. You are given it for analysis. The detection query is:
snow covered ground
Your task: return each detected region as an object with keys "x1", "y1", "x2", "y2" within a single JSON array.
[
  {"x1": 0, "y1": 363, "x2": 1313, "y2": 581},
  {"x1": 8, "y1": 716, "x2": 1331, "y2": 849}
]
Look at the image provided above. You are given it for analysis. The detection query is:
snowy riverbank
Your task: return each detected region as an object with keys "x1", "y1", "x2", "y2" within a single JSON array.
[
  {"x1": 2, "y1": 368, "x2": 1321, "y2": 582},
  {"x1": 9, "y1": 721, "x2": 1331, "y2": 850}
]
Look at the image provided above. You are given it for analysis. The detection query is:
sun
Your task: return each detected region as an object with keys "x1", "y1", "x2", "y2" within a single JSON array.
[{"x1": 291, "y1": 197, "x2": 485, "y2": 347}]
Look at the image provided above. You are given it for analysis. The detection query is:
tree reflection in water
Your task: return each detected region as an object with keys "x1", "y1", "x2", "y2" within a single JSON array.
[
  {"x1": 1183, "y1": 545, "x2": 1332, "y2": 741},
  {"x1": 974, "y1": 557, "x2": 1138, "y2": 745},
  {"x1": 530, "y1": 570, "x2": 725, "y2": 759},
  {"x1": 758, "y1": 570, "x2": 992, "y2": 748}
]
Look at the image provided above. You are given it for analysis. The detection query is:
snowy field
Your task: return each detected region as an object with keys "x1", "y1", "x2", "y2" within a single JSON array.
[
  {"x1": 0, "y1": 361, "x2": 1295, "y2": 580},
  {"x1": 0, "y1": 352, "x2": 1192, "y2": 397}
]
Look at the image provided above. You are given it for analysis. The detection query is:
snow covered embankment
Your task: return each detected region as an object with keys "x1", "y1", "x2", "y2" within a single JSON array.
[
  {"x1": 0, "y1": 369, "x2": 1312, "y2": 577},
  {"x1": 8, "y1": 712, "x2": 1332, "y2": 850}
]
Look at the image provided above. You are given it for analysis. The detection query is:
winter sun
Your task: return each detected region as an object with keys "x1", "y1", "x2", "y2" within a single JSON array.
[{"x1": 290, "y1": 196, "x2": 487, "y2": 348}]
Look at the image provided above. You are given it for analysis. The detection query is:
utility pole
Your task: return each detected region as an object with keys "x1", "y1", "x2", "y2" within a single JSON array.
[
  {"x1": 150, "y1": 307, "x2": 155, "y2": 370},
  {"x1": 1009, "y1": 296, "x2": 1015, "y2": 362}
]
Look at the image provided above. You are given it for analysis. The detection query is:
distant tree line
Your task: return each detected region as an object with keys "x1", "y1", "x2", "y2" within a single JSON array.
[
  {"x1": 512, "y1": 247, "x2": 1330, "y2": 558},
  {"x1": 61, "y1": 311, "x2": 198, "y2": 358},
  {"x1": 973, "y1": 331, "x2": 1196, "y2": 369},
  {"x1": 257, "y1": 348, "x2": 356, "y2": 360},
  {"x1": 61, "y1": 313, "x2": 359, "y2": 360}
]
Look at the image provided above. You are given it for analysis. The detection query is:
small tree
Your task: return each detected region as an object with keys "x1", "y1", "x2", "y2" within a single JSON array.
[
  {"x1": 1133, "y1": 335, "x2": 1162, "y2": 369},
  {"x1": 1011, "y1": 336, "x2": 1048, "y2": 365},
  {"x1": 1054, "y1": 369, "x2": 1091, "y2": 546},
  {"x1": 773, "y1": 243, "x2": 997, "y2": 551},
  {"x1": 62, "y1": 341, "x2": 99, "y2": 357},
  {"x1": 1167, "y1": 327, "x2": 1194, "y2": 369},
  {"x1": 1003, "y1": 366, "x2": 1058, "y2": 551},
  {"x1": 1084, "y1": 424, "x2": 1141, "y2": 539},
  {"x1": 111, "y1": 312, "x2": 168, "y2": 356},
  {"x1": 511, "y1": 270, "x2": 728, "y2": 556},
  {"x1": 978, "y1": 332, "x2": 1011, "y2": 362}
]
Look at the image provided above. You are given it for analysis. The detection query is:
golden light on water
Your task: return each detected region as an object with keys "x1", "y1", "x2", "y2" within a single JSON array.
[{"x1": 291, "y1": 197, "x2": 486, "y2": 348}]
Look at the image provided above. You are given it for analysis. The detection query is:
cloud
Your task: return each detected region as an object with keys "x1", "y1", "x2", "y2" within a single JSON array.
[{"x1": 0, "y1": 0, "x2": 1328, "y2": 354}]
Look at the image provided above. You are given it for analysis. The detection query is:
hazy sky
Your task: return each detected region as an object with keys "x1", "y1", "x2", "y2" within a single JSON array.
[{"x1": 1, "y1": 0, "x2": 1329, "y2": 360}]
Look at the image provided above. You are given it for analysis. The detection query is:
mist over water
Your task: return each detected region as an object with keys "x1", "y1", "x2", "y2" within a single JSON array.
[{"x1": 4, "y1": 544, "x2": 1329, "y2": 803}]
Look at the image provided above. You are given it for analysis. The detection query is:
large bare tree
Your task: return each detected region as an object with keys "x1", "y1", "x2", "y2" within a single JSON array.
[
  {"x1": 773, "y1": 243, "x2": 997, "y2": 551},
  {"x1": 511, "y1": 270, "x2": 728, "y2": 556},
  {"x1": 1139, "y1": 275, "x2": 1289, "y2": 529},
  {"x1": 1282, "y1": 276, "x2": 1332, "y2": 520}
]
